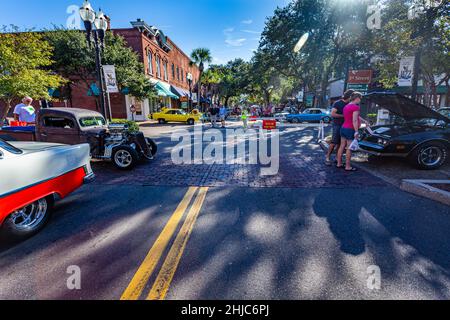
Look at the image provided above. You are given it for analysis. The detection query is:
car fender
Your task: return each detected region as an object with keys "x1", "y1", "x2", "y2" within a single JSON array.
[
  {"x1": 0, "y1": 143, "x2": 91, "y2": 225},
  {"x1": 407, "y1": 138, "x2": 450, "y2": 156}
]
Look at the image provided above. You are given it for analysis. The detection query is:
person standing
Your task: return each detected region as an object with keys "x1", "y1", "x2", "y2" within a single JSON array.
[
  {"x1": 14, "y1": 96, "x2": 36, "y2": 123},
  {"x1": 325, "y1": 90, "x2": 355, "y2": 166},
  {"x1": 336, "y1": 92, "x2": 369, "y2": 172},
  {"x1": 219, "y1": 104, "x2": 227, "y2": 128},
  {"x1": 209, "y1": 104, "x2": 219, "y2": 127},
  {"x1": 241, "y1": 108, "x2": 249, "y2": 131}
]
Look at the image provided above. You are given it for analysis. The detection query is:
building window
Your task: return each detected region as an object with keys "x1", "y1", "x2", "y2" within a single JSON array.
[
  {"x1": 163, "y1": 61, "x2": 168, "y2": 81},
  {"x1": 181, "y1": 69, "x2": 184, "y2": 82},
  {"x1": 171, "y1": 63, "x2": 175, "y2": 79},
  {"x1": 156, "y1": 56, "x2": 161, "y2": 78},
  {"x1": 147, "y1": 50, "x2": 153, "y2": 75},
  {"x1": 176, "y1": 67, "x2": 180, "y2": 81}
]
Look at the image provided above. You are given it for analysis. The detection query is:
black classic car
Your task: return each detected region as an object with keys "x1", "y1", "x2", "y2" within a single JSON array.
[{"x1": 359, "y1": 92, "x2": 450, "y2": 170}]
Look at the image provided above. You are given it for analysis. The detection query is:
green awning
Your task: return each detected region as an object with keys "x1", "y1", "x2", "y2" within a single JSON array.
[{"x1": 155, "y1": 81, "x2": 179, "y2": 99}]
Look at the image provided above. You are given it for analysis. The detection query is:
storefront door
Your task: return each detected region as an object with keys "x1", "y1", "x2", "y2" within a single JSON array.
[{"x1": 126, "y1": 96, "x2": 149, "y2": 121}]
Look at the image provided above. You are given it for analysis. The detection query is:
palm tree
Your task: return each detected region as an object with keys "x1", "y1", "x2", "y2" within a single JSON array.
[{"x1": 190, "y1": 48, "x2": 212, "y2": 110}]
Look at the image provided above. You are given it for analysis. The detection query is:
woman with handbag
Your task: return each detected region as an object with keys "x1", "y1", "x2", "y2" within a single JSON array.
[{"x1": 336, "y1": 92, "x2": 369, "y2": 172}]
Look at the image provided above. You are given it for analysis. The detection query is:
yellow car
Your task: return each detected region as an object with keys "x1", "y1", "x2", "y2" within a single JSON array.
[{"x1": 152, "y1": 108, "x2": 202, "y2": 125}]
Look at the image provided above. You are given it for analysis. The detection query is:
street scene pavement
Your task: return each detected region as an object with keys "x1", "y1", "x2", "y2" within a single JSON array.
[{"x1": 1, "y1": 123, "x2": 449, "y2": 300}]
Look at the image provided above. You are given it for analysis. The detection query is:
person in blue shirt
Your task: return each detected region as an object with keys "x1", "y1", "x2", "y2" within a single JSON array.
[{"x1": 219, "y1": 104, "x2": 227, "y2": 128}]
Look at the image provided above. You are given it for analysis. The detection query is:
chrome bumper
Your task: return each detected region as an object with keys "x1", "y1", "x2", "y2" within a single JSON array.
[{"x1": 83, "y1": 173, "x2": 96, "y2": 184}]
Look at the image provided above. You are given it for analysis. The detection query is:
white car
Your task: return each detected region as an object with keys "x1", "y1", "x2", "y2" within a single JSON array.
[
  {"x1": 0, "y1": 139, "x2": 94, "y2": 240},
  {"x1": 274, "y1": 112, "x2": 289, "y2": 122}
]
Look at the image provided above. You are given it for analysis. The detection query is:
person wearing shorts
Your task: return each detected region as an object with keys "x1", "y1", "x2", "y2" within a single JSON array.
[
  {"x1": 336, "y1": 92, "x2": 369, "y2": 172},
  {"x1": 325, "y1": 90, "x2": 354, "y2": 166},
  {"x1": 219, "y1": 104, "x2": 227, "y2": 128}
]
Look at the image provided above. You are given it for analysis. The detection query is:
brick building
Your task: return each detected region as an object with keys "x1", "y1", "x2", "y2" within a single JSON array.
[
  {"x1": 113, "y1": 19, "x2": 200, "y2": 121},
  {"x1": 0, "y1": 20, "x2": 200, "y2": 121}
]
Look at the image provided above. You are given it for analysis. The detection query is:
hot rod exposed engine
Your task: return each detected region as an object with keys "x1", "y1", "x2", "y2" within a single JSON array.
[{"x1": 95, "y1": 123, "x2": 158, "y2": 170}]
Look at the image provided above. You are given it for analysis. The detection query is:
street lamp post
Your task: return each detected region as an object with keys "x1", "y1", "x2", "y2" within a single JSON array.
[
  {"x1": 198, "y1": 62, "x2": 204, "y2": 112},
  {"x1": 79, "y1": 0, "x2": 110, "y2": 121},
  {"x1": 186, "y1": 73, "x2": 193, "y2": 111}
]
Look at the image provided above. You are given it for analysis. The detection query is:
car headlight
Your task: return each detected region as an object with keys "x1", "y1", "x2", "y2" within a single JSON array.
[{"x1": 377, "y1": 138, "x2": 389, "y2": 146}]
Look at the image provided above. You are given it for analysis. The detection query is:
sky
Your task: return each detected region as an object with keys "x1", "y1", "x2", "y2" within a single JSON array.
[{"x1": 1, "y1": 0, "x2": 289, "y2": 64}]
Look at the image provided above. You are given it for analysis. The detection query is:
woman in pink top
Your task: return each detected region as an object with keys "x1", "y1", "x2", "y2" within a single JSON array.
[{"x1": 336, "y1": 92, "x2": 368, "y2": 171}]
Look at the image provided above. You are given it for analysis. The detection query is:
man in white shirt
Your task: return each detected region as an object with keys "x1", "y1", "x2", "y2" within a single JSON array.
[{"x1": 14, "y1": 97, "x2": 36, "y2": 123}]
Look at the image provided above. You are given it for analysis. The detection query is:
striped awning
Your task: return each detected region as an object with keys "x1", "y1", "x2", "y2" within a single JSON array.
[{"x1": 155, "y1": 82, "x2": 178, "y2": 99}]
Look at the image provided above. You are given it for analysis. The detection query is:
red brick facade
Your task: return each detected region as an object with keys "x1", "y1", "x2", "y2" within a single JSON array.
[{"x1": 114, "y1": 23, "x2": 200, "y2": 93}]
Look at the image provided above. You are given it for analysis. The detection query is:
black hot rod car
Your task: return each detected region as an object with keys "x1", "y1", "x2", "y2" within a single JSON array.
[{"x1": 359, "y1": 92, "x2": 449, "y2": 170}]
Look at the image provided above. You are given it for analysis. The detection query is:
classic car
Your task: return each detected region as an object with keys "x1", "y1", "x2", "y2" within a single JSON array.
[
  {"x1": 0, "y1": 139, "x2": 94, "y2": 240},
  {"x1": 359, "y1": 92, "x2": 450, "y2": 170},
  {"x1": 274, "y1": 112, "x2": 290, "y2": 122},
  {"x1": 0, "y1": 108, "x2": 157, "y2": 170},
  {"x1": 151, "y1": 108, "x2": 202, "y2": 125},
  {"x1": 286, "y1": 108, "x2": 332, "y2": 124}
]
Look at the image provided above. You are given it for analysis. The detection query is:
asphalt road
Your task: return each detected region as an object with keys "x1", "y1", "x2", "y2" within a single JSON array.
[{"x1": 1, "y1": 123, "x2": 449, "y2": 300}]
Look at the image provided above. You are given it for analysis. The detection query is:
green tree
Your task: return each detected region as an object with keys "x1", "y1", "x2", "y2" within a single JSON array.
[
  {"x1": 258, "y1": 0, "x2": 373, "y2": 106},
  {"x1": 190, "y1": 48, "x2": 212, "y2": 108},
  {"x1": 370, "y1": 0, "x2": 449, "y2": 107},
  {"x1": 203, "y1": 59, "x2": 252, "y2": 106},
  {"x1": 0, "y1": 31, "x2": 66, "y2": 121},
  {"x1": 44, "y1": 28, "x2": 156, "y2": 107}
]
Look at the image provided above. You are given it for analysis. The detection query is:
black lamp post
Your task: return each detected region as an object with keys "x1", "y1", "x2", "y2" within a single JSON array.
[
  {"x1": 187, "y1": 72, "x2": 193, "y2": 111},
  {"x1": 79, "y1": 0, "x2": 110, "y2": 121}
]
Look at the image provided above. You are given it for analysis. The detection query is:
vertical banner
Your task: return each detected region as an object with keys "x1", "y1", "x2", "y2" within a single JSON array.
[
  {"x1": 398, "y1": 57, "x2": 415, "y2": 87},
  {"x1": 103, "y1": 65, "x2": 119, "y2": 93}
]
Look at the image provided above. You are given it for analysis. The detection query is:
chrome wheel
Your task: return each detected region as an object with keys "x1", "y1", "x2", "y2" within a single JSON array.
[
  {"x1": 114, "y1": 150, "x2": 133, "y2": 168},
  {"x1": 419, "y1": 146, "x2": 442, "y2": 167},
  {"x1": 11, "y1": 199, "x2": 48, "y2": 231}
]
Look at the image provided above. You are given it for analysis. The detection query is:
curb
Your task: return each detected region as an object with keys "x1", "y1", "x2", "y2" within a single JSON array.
[{"x1": 400, "y1": 180, "x2": 450, "y2": 206}]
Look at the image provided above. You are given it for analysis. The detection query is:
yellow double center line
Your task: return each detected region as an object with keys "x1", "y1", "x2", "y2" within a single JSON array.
[{"x1": 120, "y1": 187, "x2": 208, "y2": 301}]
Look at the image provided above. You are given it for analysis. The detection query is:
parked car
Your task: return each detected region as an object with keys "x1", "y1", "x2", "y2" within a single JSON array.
[
  {"x1": 359, "y1": 92, "x2": 450, "y2": 170},
  {"x1": 0, "y1": 108, "x2": 157, "y2": 170},
  {"x1": 152, "y1": 108, "x2": 201, "y2": 125},
  {"x1": 286, "y1": 108, "x2": 332, "y2": 123},
  {"x1": 274, "y1": 112, "x2": 289, "y2": 122},
  {"x1": 0, "y1": 139, "x2": 94, "y2": 240}
]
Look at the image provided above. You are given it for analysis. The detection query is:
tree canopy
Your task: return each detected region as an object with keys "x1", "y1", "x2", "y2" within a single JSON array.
[
  {"x1": 0, "y1": 31, "x2": 66, "y2": 120},
  {"x1": 208, "y1": 0, "x2": 449, "y2": 108}
]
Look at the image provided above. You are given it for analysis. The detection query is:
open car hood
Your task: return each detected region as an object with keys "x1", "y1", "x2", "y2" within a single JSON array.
[{"x1": 363, "y1": 92, "x2": 449, "y2": 122}]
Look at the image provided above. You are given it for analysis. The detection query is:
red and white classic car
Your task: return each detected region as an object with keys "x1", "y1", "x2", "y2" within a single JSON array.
[{"x1": 0, "y1": 139, "x2": 94, "y2": 240}]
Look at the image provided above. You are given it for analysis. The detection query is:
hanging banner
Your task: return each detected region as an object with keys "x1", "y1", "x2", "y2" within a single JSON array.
[
  {"x1": 398, "y1": 57, "x2": 415, "y2": 87},
  {"x1": 102, "y1": 65, "x2": 119, "y2": 93}
]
